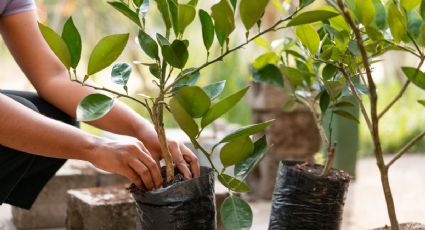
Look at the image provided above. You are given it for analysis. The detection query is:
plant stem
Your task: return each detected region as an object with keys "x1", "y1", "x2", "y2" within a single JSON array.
[
  {"x1": 387, "y1": 130, "x2": 425, "y2": 168},
  {"x1": 337, "y1": 0, "x2": 399, "y2": 228},
  {"x1": 321, "y1": 143, "x2": 336, "y2": 177},
  {"x1": 164, "y1": 7, "x2": 302, "y2": 93}
]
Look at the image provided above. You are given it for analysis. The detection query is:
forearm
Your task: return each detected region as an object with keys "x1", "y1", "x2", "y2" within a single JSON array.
[
  {"x1": 36, "y1": 73, "x2": 157, "y2": 141},
  {"x1": 0, "y1": 93, "x2": 100, "y2": 161}
]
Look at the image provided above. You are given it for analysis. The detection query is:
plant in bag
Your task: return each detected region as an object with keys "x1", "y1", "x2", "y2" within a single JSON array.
[
  {"x1": 253, "y1": 0, "x2": 425, "y2": 229},
  {"x1": 37, "y1": 0, "x2": 315, "y2": 229}
]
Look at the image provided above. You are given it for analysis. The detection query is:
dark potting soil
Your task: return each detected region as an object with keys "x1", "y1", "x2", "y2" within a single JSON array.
[
  {"x1": 292, "y1": 162, "x2": 352, "y2": 181},
  {"x1": 373, "y1": 223, "x2": 425, "y2": 230}
]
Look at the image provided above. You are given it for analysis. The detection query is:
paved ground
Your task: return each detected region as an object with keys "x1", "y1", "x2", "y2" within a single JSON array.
[{"x1": 1, "y1": 155, "x2": 425, "y2": 230}]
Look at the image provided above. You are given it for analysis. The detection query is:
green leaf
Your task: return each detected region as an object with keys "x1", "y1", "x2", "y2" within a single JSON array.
[
  {"x1": 133, "y1": 0, "x2": 142, "y2": 7},
  {"x1": 138, "y1": 30, "x2": 159, "y2": 59},
  {"x1": 324, "y1": 80, "x2": 344, "y2": 99},
  {"x1": 387, "y1": 2, "x2": 407, "y2": 43},
  {"x1": 421, "y1": 0, "x2": 425, "y2": 20},
  {"x1": 402, "y1": 67, "x2": 425, "y2": 90},
  {"x1": 220, "y1": 136, "x2": 254, "y2": 167},
  {"x1": 401, "y1": 0, "x2": 420, "y2": 11},
  {"x1": 61, "y1": 17, "x2": 81, "y2": 69},
  {"x1": 418, "y1": 100, "x2": 425, "y2": 106},
  {"x1": 87, "y1": 34, "x2": 129, "y2": 76},
  {"x1": 333, "y1": 101, "x2": 355, "y2": 109},
  {"x1": 355, "y1": 0, "x2": 375, "y2": 25},
  {"x1": 320, "y1": 91, "x2": 330, "y2": 113},
  {"x1": 240, "y1": 0, "x2": 269, "y2": 30},
  {"x1": 282, "y1": 66, "x2": 306, "y2": 87},
  {"x1": 148, "y1": 63, "x2": 161, "y2": 79},
  {"x1": 372, "y1": 0, "x2": 386, "y2": 30},
  {"x1": 188, "y1": 0, "x2": 198, "y2": 7},
  {"x1": 218, "y1": 174, "x2": 250, "y2": 192},
  {"x1": 156, "y1": 33, "x2": 170, "y2": 46},
  {"x1": 252, "y1": 64, "x2": 284, "y2": 87},
  {"x1": 295, "y1": 25, "x2": 320, "y2": 54},
  {"x1": 77, "y1": 94, "x2": 114, "y2": 121},
  {"x1": 199, "y1": 10, "x2": 215, "y2": 51},
  {"x1": 333, "y1": 109, "x2": 359, "y2": 123},
  {"x1": 252, "y1": 52, "x2": 279, "y2": 70},
  {"x1": 169, "y1": 98, "x2": 199, "y2": 139},
  {"x1": 287, "y1": 10, "x2": 339, "y2": 27},
  {"x1": 111, "y1": 63, "x2": 131, "y2": 86},
  {"x1": 322, "y1": 64, "x2": 338, "y2": 80},
  {"x1": 173, "y1": 68, "x2": 200, "y2": 90},
  {"x1": 38, "y1": 23, "x2": 71, "y2": 70},
  {"x1": 220, "y1": 120, "x2": 273, "y2": 143},
  {"x1": 211, "y1": 0, "x2": 235, "y2": 38},
  {"x1": 108, "y1": 1, "x2": 141, "y2": 27},
  {"x1": 203, "y1": 80, "x2": 226, "y2": 100},
  {"x1": 174, "y1": 86, "x2": 211, "y2": 118},
  {"x1": 168, "y1": 0, "x2": 179, "y2": 36},
  {"x1": 234, "y1": 136, "x2": 268, "y2": 179},
  {"x1": 178, "y1": 4, "x2": 196, "y2": 35},
  {"x1": 221, "y1": 196, "x2": 253, "y2": 230},
  {"x1": 201, "y1": 87, "x2": 250, "y2": 128},
  {"x1": 162, "y1": 40, "x2": 189, "y2": 69},
  {"x1": 154, "y1": 0, "x2": 172, "y2": 29}
]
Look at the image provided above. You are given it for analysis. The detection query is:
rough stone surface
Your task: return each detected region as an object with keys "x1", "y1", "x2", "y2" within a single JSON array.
[
  {"x1": 66, "y1": 187, "x2": 137, "y2": 230},
  {"x1": 11, "y1": 160, "x2": 129, "y2": 230}
]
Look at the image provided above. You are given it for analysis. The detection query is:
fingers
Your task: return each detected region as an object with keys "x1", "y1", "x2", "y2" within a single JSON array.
[
  {"x1": 133, "y1": 142, "x2": 163, "y2": 189},
  {"x1": 125, "y1": 168, "x2": 142, "y2": 188},
  {"x1": 129, "y1": 160, "x2": 156, "y2": 190},
  {"x1": 180, "y1": 144, "x2": 201, "y2": 178},
  {"x1": 169, "y1": 141, "x2": 192, "y2": 179}
]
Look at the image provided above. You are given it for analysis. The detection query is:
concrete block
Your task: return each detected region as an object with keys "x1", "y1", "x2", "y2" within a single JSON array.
[
  {"x1": 12, "y1": 160, "x2": 130, "y2": 229},
  {"x1": 66, "y1": 187, "x2": 137, "y2": 230}
]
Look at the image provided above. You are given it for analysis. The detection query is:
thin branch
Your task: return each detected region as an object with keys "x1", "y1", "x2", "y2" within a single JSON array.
[
  {"x1": 72, "y1": 79, "x2": 147, "y2": 107},
  {"x1": 387, "y1": 130, "x2": 425, "y2": 168},
  {"x1": 379, "y1": 57, "x2": 425, "y2": 119},
  {"x1": 381, "y1": 40, "x2": 421, "y2": 58},
  {"x1": 339, "y1": 66, "x2": 373, "y2": 132},
  {"x1": 164, "y1": 7, "x2": 303, "y2": 93},
  {"x1": 407, "y1": 32, "x2": 423, "y2": 57},
  {"x1": 321, "y1": 142, "x2": 336, "y2": 177}
]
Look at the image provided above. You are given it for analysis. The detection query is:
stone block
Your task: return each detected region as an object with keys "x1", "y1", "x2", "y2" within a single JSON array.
[
  {"x1": 12, "y1": 160, "x2": 130, "y2": 229},
  {"x1": 66, "y1": 187, "x2": 137, "y2": 230}
]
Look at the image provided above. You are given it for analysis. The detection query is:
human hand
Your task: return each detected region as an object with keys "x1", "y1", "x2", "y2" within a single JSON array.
[{"x1": 88, "y1": 139, "x2": 163, "y2": 190}]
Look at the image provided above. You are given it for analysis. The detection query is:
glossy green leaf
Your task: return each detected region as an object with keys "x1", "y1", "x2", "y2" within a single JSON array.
[
  {"x1": 174, "y1": 86, "x2": 211, "y2": 118},
  {"x1": 108, "y1": 1, "x2": 141, "y2": 27},
  {"x1": 320, "y1": 91, "x2": 330, "y2": 113},
  {"x1": 220, "y1": 120, "x2": 273, "y2": 144},
  {"x1": 221, "y1": 196, "x2": 253, "y2": 230},
  {"x1": 240, "y1": 0, "x2": 269, "y2": 30},
  {"x1": 282, "y1": 66, "x2": 306, "y2": 87},
  {"x1": 322, "y1": 64, "x2": 338, "y2": 80},
  {"x1": 402, "y1": 67, "x2": 425, "y2": 90},
  {"x1": 38, "y1": 23, "x2": 71, "y2": 70},
  {"x1": 401, "y1": 0, "x2": 420, "y2": 10},
  {"x1": 211, "y1": 0, "x2": 235, "y2": 38},
  {"x1": 287, "y1": 10, "x2": 339, "y2": 27},
  {"x1": 188, "y1": 0, "x2": 198, "y2": 7},
  {"x1": 220, "y1": 136, "x2": 254, "y2": 167},
  {"x1": 295, "y1": 25, "x2": 320, "y2": 54},
  {"x1": 133, "y1": 0, "x2": 142, "y2": 7},
  {"x1": 333, "y1": 109, "x2": 360, "y2": 123},
  {"x1": 61, "y1": 17, "x2": 81, "y2": 68},
  {"x1": 178, "y1": 4, "x2": 196, "y2": 35},
  {"x1": 169, "y1": 98, "x2": 199, "y2": 139},
  {"x1": 156, "y1": 33, "x2": 170, "y2": 46},
  {"x1": 162, "y1": 40, "x2": 188, "y2": 69},
  {"x1": 421, "y1": 0, "x2": 425, "y2": 20},
  {"x1": 154, "y1": 0, "x2": 172, "y2": 29},
  {"x1": 407, "y1": 11, "x2": 422, "y2": 39},
  {"x1": 234, "y1": 136, "x2": 268, "y2": 179},
  {"x1": 173, "y1": 68, "x2": 200, "y2": 90},
  {"x1": 201, "y1": 87, "x2": 249, "y2": 128},
  {"x1": 355, "y1": 0, "x2": 375, "y2": 25},
  {"x1": 168, "y1": 0, "x2": 179, "y2": 36},
  {"x1": 147, "y1": 63, "x2": 161, "y2": 79},
  {"x1": 388, "y1": 2, "x2": 407, "y2": 43},
  {"x1": 418, "y1": 100, "x2": 425, "y2": 106},
  {"x1": 203, "y1": 80, "x2": 226, "y2": 100},
  {"x1": 77, "y1": 94, "x2": 114, "y2": 121},
  {"x1": 138, "y1": 30, "x2": 159, "y2": 59},
  {"x1": 87, "y1": 34, "x2": 129, "y2": 76},
  {"x1": 372, "y1": 0, "x2": 386, "y2": 30},
  {"x1": 252, "y1": 64, "x2": 284, "y2": 87},
  {"x1": 199, "y1": 10, "x2": 215, "y2": 51},
  {"x1": 111, "y1": 63, "x2": 131, "y2": 86},
  {"x1": 252, "y1": 52, "x2": 280, "y2": 70},
  {"x1": 324, "y1": 80, "x2": 344, "y2": 99},
  {"x1": 218, "y1": 174, "x2": 250, "y2": 192}
]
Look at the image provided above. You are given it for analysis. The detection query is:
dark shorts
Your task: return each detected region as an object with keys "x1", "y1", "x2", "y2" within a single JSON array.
[{"x1": 0, "y1": 90, "x2": 78, "y2": 209}]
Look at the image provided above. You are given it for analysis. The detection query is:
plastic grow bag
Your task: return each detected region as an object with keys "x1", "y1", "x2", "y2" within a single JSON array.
[
  {"x1": 131, "y1": 166, "x2": 215, "y2": 230},
  {"x1": 269, "y1": 161, "x2": 351, "y2": 230}
]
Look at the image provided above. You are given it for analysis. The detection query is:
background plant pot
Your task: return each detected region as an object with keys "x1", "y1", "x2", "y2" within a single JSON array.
[
  {"x1": 269, "y1": 161, "x2": 351, "y2": 230},
  {"x1": 131, "y1": 167, "x2": 215, "y2": 230}
]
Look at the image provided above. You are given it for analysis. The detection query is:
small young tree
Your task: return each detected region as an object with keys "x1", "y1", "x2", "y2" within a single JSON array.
[{"x1": 252, "y1": 0, "x2": 425, "y2": 229}]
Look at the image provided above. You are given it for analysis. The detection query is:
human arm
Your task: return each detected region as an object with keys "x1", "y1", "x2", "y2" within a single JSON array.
[{"x1": 0, "y1": 11, "x2": 200, "y2": 178}]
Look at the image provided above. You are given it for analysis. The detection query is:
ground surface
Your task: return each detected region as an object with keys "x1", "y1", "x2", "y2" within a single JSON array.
[{"x1": 1, "y1": 154, "x2": 424, "y2": 230}]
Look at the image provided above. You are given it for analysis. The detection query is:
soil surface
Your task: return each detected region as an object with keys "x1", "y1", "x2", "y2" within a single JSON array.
[
  {"x1": 130, "y1": 166, "x2": 186, "y2": 192},
  {"x1": 292, "y1": 163, "x2": 352, "y2": 181},
  {"x1": 373, "y1": 223, "x2": 425, "y2": 230}
]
